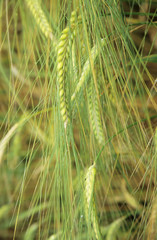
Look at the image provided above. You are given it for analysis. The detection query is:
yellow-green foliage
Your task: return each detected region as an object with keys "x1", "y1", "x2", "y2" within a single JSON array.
[
  {"x1": 25, "y1": 0, "x2": 55, "y2": 41},
  {"x1": 84, "y1": 164, "x2": 102, "y2": 240},
  {"x1": 87, "y1": 79, "x2": 105, "y2": 145}
]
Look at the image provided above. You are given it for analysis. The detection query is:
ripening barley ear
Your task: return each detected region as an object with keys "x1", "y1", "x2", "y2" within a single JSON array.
[
  {"x1": 25, "y1": 0, "x2": 56, "y2": 44},
  {"x1": 87, "y1": 79, "x2": 105, "y2": 145},
  {"x1": 84, "y1": 164, "x2": 102, "y2": 240},
  {"x1": 57, "y1": 10, "x2": 80, "y2": 128}
]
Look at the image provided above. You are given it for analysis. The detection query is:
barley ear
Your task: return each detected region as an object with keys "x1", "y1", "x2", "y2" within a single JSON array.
[
  {"x1": 87, "y1": 79, "x2": 105, "y2": 145},
  {"x1": 57, "y1": 10, "x2": 80, "y2": 128},
  {"x1": 57, "y1": 27, "x2": 70, "y2": 128},
  {"x1": 121, "y1": 179, "x2": 142, "y2": 210},
  {"x1": 84, "y1": 164, "x2": 102, "y2": 240},
  {"x1": 106, "y1": 217, "x2": 126, "y2": 240},
  {"x1": 71, "y1": 39, "x2": 106, "y2": 102},
  {"x1": 25, "y1": 0, "x2": 55, "y2": 43},
  {"x1": 0, "y1": 123, "x2": 19, "y2": 164}
]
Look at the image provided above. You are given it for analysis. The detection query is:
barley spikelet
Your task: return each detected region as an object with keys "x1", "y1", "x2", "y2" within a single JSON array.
[
  {"x1": 57, "y1": 10, "x2": 80, "y2": 128},
  {"x1": 84, "y1": 164, "x2": 102, "y2": 240},
  {"x1": 87, "y1": 80, "x2": 105, "y2": 145},
  {"x1": 71, "y1": 39, "x2": 106, "y2": 102},
  {"x1": 25, "y1": 0, "x2": 55, "y2": 42}
]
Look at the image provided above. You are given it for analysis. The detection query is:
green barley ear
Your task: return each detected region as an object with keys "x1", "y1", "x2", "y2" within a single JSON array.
[
  {"x1": 78, "y1": 15, "x2": 86, "y2": 57},
  {"x1": 0, "y1": 123, "x2": 19, "y2": 164},
  {"x1": 87, "y1": 79, "x2": 105, "y2": 145},
  {"x1": 25, "y1": 0, "x2": 55, "y2": 42},
  {"x1": 106, "y1": 217, "x2": 126, "y2": 240},
  {"x1": 57, "y1": 10, "x2": 79, "y2": 128},
  {"x1": 71, "y1": 14, "x2": 85, "y2": 82},
  {"x1": 71, "y1": 39, "x2": 106, "y2": 103},
  {"x1": 84, "y1": 164, "x2": 102, "y2": 240},
  {"x1": 24, "y1": 223, "x2": 38, "y2": 240},
  {"x1": 57, "y1": 27, "x2": 70, "y2": 128},
  {"x1": 121, "y1": 179, "x2": 142, "y2": 211}
]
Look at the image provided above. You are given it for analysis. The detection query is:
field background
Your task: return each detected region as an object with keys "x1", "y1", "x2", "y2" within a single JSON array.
[{"x1": 0, "y1": 0, "x2": 157, "y2": 239}]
